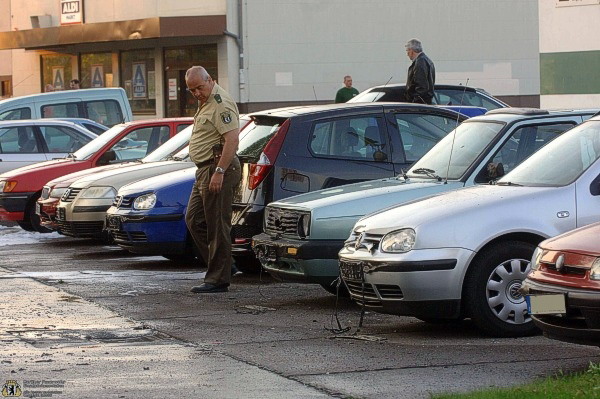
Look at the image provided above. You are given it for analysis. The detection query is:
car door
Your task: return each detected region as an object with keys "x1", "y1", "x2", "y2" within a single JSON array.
[
  {"x1": 37, "y1": 124, "x2": 94, "y2": 160},
  {"x1": 0, "y1": 125, "x2": 45, "y2": 173},
  {"x1": 574, "y1": 128, "x2": 600, "y2": 227}
]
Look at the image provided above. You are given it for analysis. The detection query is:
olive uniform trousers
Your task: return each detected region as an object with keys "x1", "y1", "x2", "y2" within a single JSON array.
[{"x1": 185, "y1": 157, "x2": 241, "y2": 285}]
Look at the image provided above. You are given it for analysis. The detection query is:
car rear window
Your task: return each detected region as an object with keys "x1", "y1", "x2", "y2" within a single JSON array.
[
  {"x1": 348, "y1": 88, "x2": 405, "y2": 103},
  {"x1": 237, "y1": 116, "x2": 287, "y2": 161}
]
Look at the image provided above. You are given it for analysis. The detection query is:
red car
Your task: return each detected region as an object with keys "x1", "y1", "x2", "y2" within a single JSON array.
[
  {"x1": 523, "y1": 222, "x2": 600, "y2": 347},
  {"x1": 0, "y1": 118, "x2": 192, "y2": 232}
]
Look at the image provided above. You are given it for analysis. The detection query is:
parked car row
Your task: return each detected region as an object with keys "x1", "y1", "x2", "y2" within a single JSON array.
[{"x1": 2, "y1": 84, "x2": 598, "y2": 347}]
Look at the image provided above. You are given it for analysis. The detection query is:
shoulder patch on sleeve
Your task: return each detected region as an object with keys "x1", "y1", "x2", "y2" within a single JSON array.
[
  {"x1": 214, "y1": 94, "x2": 222, "y2": 104},
  {"x1": 220, "y1": 111, "x2": 232, "y2": 124}
]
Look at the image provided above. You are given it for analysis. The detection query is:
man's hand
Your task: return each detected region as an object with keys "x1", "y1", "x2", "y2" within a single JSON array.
[{"x1": 209, "y1": 172, "x2": 224, "y2": 193}]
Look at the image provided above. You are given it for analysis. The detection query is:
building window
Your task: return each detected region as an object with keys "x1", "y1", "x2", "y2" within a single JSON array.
[
  {"x1": 164, "y1": 45, "x2": 218, "y2": 117},
  {"x1": 120, "y1": 49, "x2": 156, "y2": 115},
  {"x1": 80, "y1": 53, "x2": 113, "y2": 88},
  {"x1": 41, "y1": 54, "x2": 73, "y2": 91},
  {"x1": 0, "y1": 78, "x2": 11, "y2": 98}
]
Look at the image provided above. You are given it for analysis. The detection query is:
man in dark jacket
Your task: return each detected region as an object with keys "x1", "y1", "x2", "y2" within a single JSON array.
[{"x1": 405, "y1": 38, "x2": 435, "y2": 104}]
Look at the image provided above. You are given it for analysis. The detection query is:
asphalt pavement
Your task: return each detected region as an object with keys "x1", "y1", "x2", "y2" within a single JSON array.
[{"x1": 0, "y1": 231, "x2": 598, "y2": 398}]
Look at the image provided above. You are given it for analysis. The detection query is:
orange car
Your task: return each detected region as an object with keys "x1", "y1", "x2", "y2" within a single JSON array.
[{"x1": 523, "y1": 222, "x2": 600, "y2": 347}]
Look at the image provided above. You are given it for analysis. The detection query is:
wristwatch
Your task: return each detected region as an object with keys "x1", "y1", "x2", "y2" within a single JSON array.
[{"x1": 215, "y1": 166, "x2": 226, "y2": 174}]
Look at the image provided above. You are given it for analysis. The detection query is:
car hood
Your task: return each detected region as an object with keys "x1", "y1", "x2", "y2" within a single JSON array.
[
  {"x1": 118, "y1": 166, "x2": 197, "y2": 196},
  {"x1": 70, "y1": 160, "x2": 194, "y2": 189},
  {"x1": 46, "y1": 162, "x2": 137, "y2": 188},
  {"x1": 273, "y1": 177, "x2": 463, "y2": 219},
  {"x1": 541, "y1": 222, "x2": 600, "y2": 256},
  {"x1": 358, "y1": 184, "x2": 577, "y2": 251},
  {"x1": 0, "y1": 158, "x2": 76, "y2": 179}
]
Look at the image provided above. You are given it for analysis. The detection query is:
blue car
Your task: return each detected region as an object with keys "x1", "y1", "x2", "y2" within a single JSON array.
[{"x1": 107, "y1": 103, "x2": 476, "y2": 267}]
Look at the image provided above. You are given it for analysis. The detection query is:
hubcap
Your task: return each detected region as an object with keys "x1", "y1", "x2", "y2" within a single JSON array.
[{"x1": 486, "y1": 258, "x2": 531, "y2": 325}]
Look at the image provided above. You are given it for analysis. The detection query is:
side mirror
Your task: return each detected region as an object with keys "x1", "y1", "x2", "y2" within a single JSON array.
[{"x1": 97, "y1": 150, "x2": 116, "y2": 166}]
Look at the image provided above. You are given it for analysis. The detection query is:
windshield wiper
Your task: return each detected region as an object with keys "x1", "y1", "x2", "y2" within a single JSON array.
[
  {"x1": 397, "y1": 168, "x2": 409, "y2": 182},
  {"x1": 66, "y1": 152, "x2": 76, "y2": 159},
  {"x1": 411, "y1": 168, "x2": 442, "y2": 181},
  {"x1": 496, "y1": 181, "x2": 523, "y2": 186}
]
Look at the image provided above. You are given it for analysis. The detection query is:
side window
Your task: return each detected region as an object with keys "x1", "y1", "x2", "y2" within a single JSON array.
[
  {"x1": 0, "y1": 126, "x2": 39, "y2": 153},
  {"x1": 41, "y1": 102, "x2": 81, "y2": 119},
  {"x1": 82, "y1": 123, "x2": 107, "y2": 135},
  {"x1": 436, "y1": 90, "x2": 499, "y2": 110},
  {"x1": 396, "y1": 113, "x2": 456, "y2": 163},
  {"x1": 176, "y1": 123, "x2": 191, "y2": 133},
  {"x1": 0, "y1": 107, "x2": 32, "y2": 121},
  {"x1": 39, "y1": 125, "x2": 91, "y2": 153},
  {"x1": 147, "y1": 126, "x2": 171, "y2": 154},
  {"x1": 109, "y1": 126, "x2": 152, "y2": 161},
  {"x1": 309, "y1": 116, "x2": 385, "y2": 161},
  {"x1": 488, "y1": 123, "x2": 574, "y2": 174},
  {"x1": 85, "y1": 100, "x2": 123, "y2": 127}
]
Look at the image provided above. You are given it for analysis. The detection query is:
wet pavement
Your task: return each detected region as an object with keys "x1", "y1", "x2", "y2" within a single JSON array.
[{"x1": 0, "y1": 227, "x2": 599, "y2": 398}]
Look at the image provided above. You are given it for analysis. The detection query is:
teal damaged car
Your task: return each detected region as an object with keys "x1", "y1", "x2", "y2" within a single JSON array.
[{"x1": 252, "y1": 108, "x2": 599, "y2": 294}]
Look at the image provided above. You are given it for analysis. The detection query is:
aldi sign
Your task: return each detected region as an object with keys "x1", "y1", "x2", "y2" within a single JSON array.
[{"x1": 61, "y1": 0, "x2": 84, "y2": 25}]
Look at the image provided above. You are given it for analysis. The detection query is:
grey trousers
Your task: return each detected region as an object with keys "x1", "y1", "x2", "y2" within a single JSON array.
[{"x1": 185, "y1": 157, "x2": 241, "y2": 285}]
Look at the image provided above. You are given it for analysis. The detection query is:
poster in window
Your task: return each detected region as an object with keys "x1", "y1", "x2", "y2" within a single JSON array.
[
  {"x1": 52, "y1": 67, "x2": 65, "y2": 90},
  {"x1": 132, "y1": 62, "x2": 147, "y2": 99},
  {"x1": 168, "y1": 78, "x2": 178, "y2": 100},
  {"x1": 91, "y1": 65, "x2": 104, "y2": 87},
  {"x1": 148, "y1": 71, "x2": 155, "y2": 99}
]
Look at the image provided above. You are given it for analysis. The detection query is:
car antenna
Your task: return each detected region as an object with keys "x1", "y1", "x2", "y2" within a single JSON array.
[
  {"x1": 312, "y1": 85, "x2": 318, "y2": 102},
  {"x1": 382, "y1": 76, "x2": 393, "y2": 87},
  {"x1": 444, "y1": 78, "x2": 470, "y2": 184}
]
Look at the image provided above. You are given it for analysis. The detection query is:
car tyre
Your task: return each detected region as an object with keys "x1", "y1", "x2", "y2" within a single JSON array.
[
  {"x1": 26, "y1": 194, "x2": 51, "y2": 233},
  {"x1": 234, "y1": 255, "x2": 262, "y2": 274},
  {"x1": 464, "y1": 240, "x2": 539, "y2": 337}
]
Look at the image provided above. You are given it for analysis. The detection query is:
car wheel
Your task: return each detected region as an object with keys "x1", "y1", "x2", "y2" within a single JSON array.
[
  {"x1": 17, "y1": 220, "x2": 35, "y2": 231},
  {"x1": 320, "y1": 281, "x2": 349, "y2": 297},
  {"x1": 26, "y1": 195, "x2": 51, "y2": 233},
  {"x1": 234, "y1": 255, "x2": 262, "y2": 274},
  {"x1": 464, "y1": 240, "x2": 539, "y2": 337}
]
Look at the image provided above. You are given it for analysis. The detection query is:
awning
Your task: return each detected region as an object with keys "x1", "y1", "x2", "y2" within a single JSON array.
[{"x1": 0, "y1": 16, "x2": 226, "y2": 50}]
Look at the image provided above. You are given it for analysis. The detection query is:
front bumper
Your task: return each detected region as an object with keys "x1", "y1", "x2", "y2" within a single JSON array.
[
  {"x1": 338, "y1": 246, "x2": 475, "y2": 319},
  {"x1": 106, "y1": 208, "x2": 187, "y2": 255},
  {"x1": 56, "y1": 198, "x2": 112, "y2": 238},
  {"x1": 0, "y1": 192, "x2": 35, "y2": 221},
  {"x1": 231, "y1": 204, "x2": 264, "y2": 257},
  {"x1": 37, "y1": 197, "x2": 60, "y2": 230},
  {"x1": 252, "y1": 232, "x2": 343, "y2": 284},
  {"x1": 522, "y1": 279, "x2": 600, "y2": 346}
]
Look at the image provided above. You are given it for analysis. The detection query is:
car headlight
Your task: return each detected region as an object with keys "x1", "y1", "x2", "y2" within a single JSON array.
[
  {"x1": 50, "y1": 187, "x2": 68, "y2": 199},
  {"x1": 591, "y1": 258, "x2": 600, "y2": 281},
  {"x1": 530, "y1": 247, "x2": 544, "y2": 271},
  {"x1": 79, "y1": 186, "x2": 117, "y2": 199},
  {"x1": 0, "y1": 180, "x2": 17, "y2": 193},
  {"x1": 380, "y1": 228, "x2": 416, "y2": 253},
  {"x1": 297, "y1": 213, "x2": 311, "y2": 238},
  {"x1": 133, "y1": 193, "x2": 157, "y2": 210}
]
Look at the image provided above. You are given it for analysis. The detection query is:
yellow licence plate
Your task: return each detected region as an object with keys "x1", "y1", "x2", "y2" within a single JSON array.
[{"x1": 526, "y1": 294, "x2": 567, "y2": 315}]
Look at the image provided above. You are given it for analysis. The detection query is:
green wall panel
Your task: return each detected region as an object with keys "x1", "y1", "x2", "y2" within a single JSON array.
[{"x1": 541, "y1": 51, "x2": 600, "y2": 95}]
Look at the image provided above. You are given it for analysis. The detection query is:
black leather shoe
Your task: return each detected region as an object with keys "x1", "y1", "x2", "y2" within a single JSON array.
[{"x1": 190, "y1": 283, "x2": 229, "y2": 293}]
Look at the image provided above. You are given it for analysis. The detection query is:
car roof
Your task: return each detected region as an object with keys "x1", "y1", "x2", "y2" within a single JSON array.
[
  {"x1": 115, "y1": 117, "x2": 194, "y2": 126},
  {"x1": 467, "y1": 108, "x2": 600, "y2": 123},
  {"x1": 0, "y1": 119, "x2": 87, "y2": 127},
  {"x1": 0, "y1": 87, "x2": 124, "y2": 106},
  {"x1": 248, "y1": 102, "x2": 463, "y2": 119},
  {"x1": 365, "y1": 83, "x2": 482, "y2": 93}
]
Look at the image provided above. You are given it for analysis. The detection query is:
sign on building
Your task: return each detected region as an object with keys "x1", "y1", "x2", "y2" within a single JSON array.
[
  {"x1": 556, "y1": 0, "x2": 600, "y2": 6},
  {"x1": 132, "y1": 63, "x2": 147, "y2": 99},
  {"x1": 91, "y1": 65, "x2": 104, "y2": 87},
  {"x1": 52, "y1": 67, "x2": 65, "y2": 90},
  {"x1": 61, "y1": 0, "x2": 84, "y2": 25}
]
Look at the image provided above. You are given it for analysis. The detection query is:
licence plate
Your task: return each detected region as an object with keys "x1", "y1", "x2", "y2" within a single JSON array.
[
  {"x1": 35, "y1": 202, "x2": 41, "y2": 216},
  {"x1": 56, "y1": 207, "x2": 66, "y2": 221},
  {"x1": 526, "y1": 294, "x2": 567, "y2": 315},
  {"x1": 106, "y1": 215, "x2": 121, "y2": 231},
  {"x1": 340, "y1": 261, "x2": 363, "y2": 281}
]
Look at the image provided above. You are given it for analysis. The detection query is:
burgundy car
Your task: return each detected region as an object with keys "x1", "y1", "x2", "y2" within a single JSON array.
[{"x1": 523, "y1": 222, "x2": 600, "y2": 347}]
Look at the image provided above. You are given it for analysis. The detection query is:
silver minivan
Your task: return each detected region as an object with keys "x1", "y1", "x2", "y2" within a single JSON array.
[{"x1": 0, "y1": 88, "x2": 133, "y2": 127}]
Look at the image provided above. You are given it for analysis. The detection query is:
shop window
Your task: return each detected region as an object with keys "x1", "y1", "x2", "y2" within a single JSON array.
[
  {"x1": 80, "y1": 53, "x2": 113, "y2": 89},
  {"x1": 41, "y1": 54, "x2": 73, "y2": 91},
  {"x1": 120, "y1": 49, "x2": 156, "y2": 115}
]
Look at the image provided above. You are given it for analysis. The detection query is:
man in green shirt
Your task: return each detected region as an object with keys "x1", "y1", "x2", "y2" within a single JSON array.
[{"x1": 335, "y1": 75, "x2": 359, "y2": 103}]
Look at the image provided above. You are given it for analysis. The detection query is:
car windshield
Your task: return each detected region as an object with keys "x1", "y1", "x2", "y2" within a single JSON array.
[
  {"x1": 142, "y1": 125, "x2": 192, "y2": 162},
  {"x1": 407, "y1": 121, "x2": 505, "y2": 180},
  {"x1": 237, "y1": 117, "x2": 287, "y2": 160},
  {"x1": 72, "y1": 124, "x2": 127, "y2": 160},
  {"x1": 499, "y1": 120, "x2": 600, "y2": 186}
]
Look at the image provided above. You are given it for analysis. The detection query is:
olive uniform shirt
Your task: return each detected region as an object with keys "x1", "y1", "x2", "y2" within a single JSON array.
[{"x1": 188, "y1": 83, "x2": 240, "y2": 164}]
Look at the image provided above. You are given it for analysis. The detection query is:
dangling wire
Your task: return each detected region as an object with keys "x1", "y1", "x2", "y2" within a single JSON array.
[{"x1": 325, "y1": 273, "x2": 351, "y2": 334}]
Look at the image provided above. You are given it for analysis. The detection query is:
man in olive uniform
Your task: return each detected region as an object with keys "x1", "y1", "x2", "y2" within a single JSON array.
[{"x1": 185, "y1": 66, "x2": 242, "y2": 293}]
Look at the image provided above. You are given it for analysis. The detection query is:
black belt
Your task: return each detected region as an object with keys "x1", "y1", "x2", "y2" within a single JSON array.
[{"x1": 195, "y1": 159, "x2": 213, "y2": 168}]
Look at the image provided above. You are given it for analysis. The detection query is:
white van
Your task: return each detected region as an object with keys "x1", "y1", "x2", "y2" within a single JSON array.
[{"x1": 0, "y1": 88, "x2": 133, "y2": 127}]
